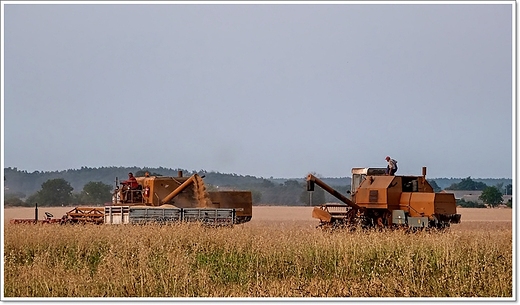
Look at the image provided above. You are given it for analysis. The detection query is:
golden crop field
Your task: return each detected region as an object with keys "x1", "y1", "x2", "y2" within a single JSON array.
[{"x1": 3, "y1": 206, "x2": 513, "y2": 299}]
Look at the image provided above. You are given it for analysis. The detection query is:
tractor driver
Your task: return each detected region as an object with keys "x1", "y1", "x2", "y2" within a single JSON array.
[{"x1": 121, "y1": 172, "x2": 139, "y2": 202}]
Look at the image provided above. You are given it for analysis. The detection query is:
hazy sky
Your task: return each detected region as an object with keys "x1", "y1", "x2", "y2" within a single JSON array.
[{"x1": 2, "y1": 1, "x2": 514, "y2": 179}]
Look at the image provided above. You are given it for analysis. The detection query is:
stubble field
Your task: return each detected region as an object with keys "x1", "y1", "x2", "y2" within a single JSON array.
[{"x1": 3, "y1": 206, "x2": 513, "y2": 298}]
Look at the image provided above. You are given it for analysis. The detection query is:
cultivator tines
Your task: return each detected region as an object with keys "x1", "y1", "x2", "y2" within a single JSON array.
[
  {"x1": 63, "y1": 207, "x2": 105, "y2": 224},
  {"x1": 9, "y1": 218, "x2": 61, "y2": 225}
]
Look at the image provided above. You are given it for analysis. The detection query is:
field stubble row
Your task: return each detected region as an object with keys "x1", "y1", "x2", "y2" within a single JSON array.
[{"x1": 3, "y1": 206, "x2": 513, "y2": 298}]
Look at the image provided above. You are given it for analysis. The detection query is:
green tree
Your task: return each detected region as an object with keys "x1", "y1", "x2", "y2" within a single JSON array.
[
  {"x1": 80, "y1": 181, "x2": 113, "y2": 204},
  {"x1": 26, "y1": 178, "x2": 74, "y2": 206},
  {"x1": 456, "y1": 198, "x2": 486, "y2": 208},
  {"x1": 72, "y1": 193, "x2": 84, "y2": 204},
  {"x1": 446, "y1": 176, "x2": 487, "y2": 191},
  {"x1": 479, "y1": 186, "x2": 504, "y2": 208}
]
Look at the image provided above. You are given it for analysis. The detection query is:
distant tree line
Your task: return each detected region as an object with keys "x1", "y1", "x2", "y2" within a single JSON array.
[
  {"x1": 3, "y1": 167, "x2": 512, "y2": 207},
  {"x1": 5, "y1": 178, "x2": 113, "y2": 207}
]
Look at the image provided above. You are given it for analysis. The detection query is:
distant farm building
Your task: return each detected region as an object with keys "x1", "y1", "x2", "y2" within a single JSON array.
[{"x1": 441, "y1": 190, "x2": 512, "y2": 205}]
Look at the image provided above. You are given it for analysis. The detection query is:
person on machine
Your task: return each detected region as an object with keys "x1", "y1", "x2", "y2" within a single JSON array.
[
  {"x1": 121, "y1": 172, "x2": 139, "y2": 202},
  {"x1": 385, "y1": 156, "x2": 398, "y2": 176}
]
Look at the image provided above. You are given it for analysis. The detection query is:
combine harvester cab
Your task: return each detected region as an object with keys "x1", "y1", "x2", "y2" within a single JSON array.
[{"x1": 308, "y1": 166, "x2": 461, "y2": 230}]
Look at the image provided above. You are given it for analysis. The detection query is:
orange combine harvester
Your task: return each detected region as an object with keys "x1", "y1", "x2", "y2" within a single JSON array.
[{"x1": 307, "y1": 166, "x2": 461, "y2": 230}]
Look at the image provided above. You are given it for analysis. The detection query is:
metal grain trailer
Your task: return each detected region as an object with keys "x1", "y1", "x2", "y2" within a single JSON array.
[{"x1": 103, "y1": 205, "x2": 237, "y2": 225}]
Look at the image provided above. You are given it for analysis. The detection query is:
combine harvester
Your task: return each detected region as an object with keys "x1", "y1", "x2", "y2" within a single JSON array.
[
  {"x1": 11, "y1": 171, "x2": 252, "y2": 226},
  {"x1": 307, "y1": 166, "x2": 461, "y2": 230}
]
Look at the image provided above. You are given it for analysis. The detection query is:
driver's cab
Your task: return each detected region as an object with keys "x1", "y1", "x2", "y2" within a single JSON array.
[
  {"x1": 113, "y1": 177, "x2": 144, "y2": 204},
  {"x1": 350, "y1": 167, "x2": 387, "y2": 194}
]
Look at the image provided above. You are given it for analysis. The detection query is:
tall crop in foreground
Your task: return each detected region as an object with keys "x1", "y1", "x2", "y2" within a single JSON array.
[{"x1": 4, "y1": 222, "x2": 512, "y2": 298}]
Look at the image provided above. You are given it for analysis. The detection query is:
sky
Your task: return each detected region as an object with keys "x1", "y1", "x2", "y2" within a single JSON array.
[{"x1": 1, "y1": 1, "x2": 515, "y2": 179}]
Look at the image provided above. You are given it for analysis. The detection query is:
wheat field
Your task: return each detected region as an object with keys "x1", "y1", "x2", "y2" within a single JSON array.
[{"x1": 3, "y1": 206, "x2": 513, "y2": 299}]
